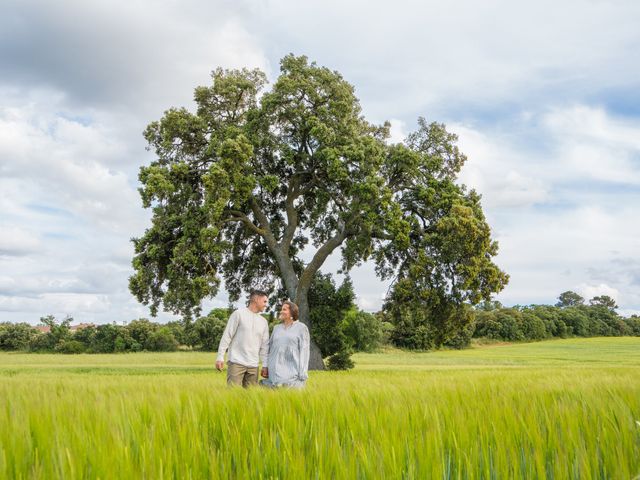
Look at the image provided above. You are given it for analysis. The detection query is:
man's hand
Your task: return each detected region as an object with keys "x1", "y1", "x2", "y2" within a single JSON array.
[
  {"x1": 215, "y1": 360, "x2": 225, "y2": 371},
  {"x1": 261, "y1": 367, "x2": 269, "y2": 378}
]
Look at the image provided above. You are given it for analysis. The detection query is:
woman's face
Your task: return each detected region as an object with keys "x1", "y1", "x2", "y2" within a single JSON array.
[{"x1": 279, "y1": 303, "x2": 291, "y2": 321}]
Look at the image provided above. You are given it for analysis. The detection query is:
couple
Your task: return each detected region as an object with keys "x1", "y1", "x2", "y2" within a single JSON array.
[{"x1": 215, "y1": 290, "x2": 310, "y2": 388}]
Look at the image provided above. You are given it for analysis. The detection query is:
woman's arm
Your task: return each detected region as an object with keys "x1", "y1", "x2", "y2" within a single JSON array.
[{"x1": 298, "y1": 324, "x2": 310, "y2": 382}]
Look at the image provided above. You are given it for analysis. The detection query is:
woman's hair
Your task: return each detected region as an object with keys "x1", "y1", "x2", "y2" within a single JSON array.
[{"x1": 284, "y1": 300, "x2": 299, "y2": 321}]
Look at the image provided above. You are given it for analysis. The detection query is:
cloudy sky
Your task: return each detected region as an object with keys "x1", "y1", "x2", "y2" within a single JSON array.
[{"x1": 2, "y1": 0, "x2": 640, "y2": 324}]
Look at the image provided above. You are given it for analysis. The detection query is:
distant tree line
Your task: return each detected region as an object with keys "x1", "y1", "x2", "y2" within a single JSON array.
[
  {"x1": 471, "y1": 292, "x2": 640, "y2": 342},
  {"x1": 0, "y1": 272, "x2": 389, "y2": 370},
  {"x1": 0, "y1": 314, "x2": 214, "y2": 354},
  {"x1": 1, "y1": 289, "x2": 638, "y2": 360},
  {"x1": 384, "y1": 290, "x2": 640, "y2": 349}
]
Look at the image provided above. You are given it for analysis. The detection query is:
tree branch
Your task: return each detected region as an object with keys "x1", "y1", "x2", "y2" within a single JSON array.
[
  {"x1": 224, "y1": 210, "x2": 265, "y2": 236},
  {"x1": 296, "y1": 216, "x2": 355, "y2": 297},
  {"x1": 250, "y1": 197, "x2": 300, "y2": 298},
  {"x1": 281, "y1": 176, "x2": 301, "y2": 250}
]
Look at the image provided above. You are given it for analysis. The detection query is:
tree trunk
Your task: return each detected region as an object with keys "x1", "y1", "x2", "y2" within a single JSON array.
[{"x1": 296, "y1": 290, "x2": 325, "y2": 370}]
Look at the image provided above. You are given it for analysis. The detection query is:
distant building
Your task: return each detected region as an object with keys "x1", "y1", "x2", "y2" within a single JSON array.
[
  {"x1": 33, "y1": 323, "x2": 95, "y2": 334},
  {"x1": 70, "y1": 323, "x2": 94, "y2": 331}
]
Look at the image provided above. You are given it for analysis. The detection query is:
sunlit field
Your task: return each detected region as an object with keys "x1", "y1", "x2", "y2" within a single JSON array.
[{"x1": 1, "y1": 337, "x2": 639, "y2": 479}]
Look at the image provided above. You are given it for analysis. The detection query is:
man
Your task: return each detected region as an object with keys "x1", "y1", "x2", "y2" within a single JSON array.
[{"x1": 215, "y1": 290, "x2": 270, "y2": 387}]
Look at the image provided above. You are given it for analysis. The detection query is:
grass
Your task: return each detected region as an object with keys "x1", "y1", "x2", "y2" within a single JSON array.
[{"x1": 1, "y1": 337, "x2": 639, "y2": 479}]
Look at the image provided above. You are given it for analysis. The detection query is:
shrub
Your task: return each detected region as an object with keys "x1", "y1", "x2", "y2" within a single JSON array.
[
  {"x1": 623, "y1": 316, "x2": 640, "y2": 335},
  {"x1": 520, "y1": 312, "x2": 548, "y2": 340},
  {"x1": 54, "y1": 340, "x2": 86, "y2": 354},
  {"x1": 0, "y1": 322, "x2": 36, "y2": 351},
  {"x1": 326, "y1": 349, "x2": 354, "y2": 370},
  {"x1": 146, "y1": 327, "x2": 178, "y2": 352},
  {"x1": 29, "y1": 333, "x2": 53, "y2": 352},
  {"x1": 342, "y1": 309, "x2": 384, "y2": 352},
  {"x1": 193, "y1": 310, "x2": 228, "y2": 351},
  {"x1": 126, "y1": 319, "x2": 157, "y2": 350},
  {"x1": 443, "y1": 319, "x2": 476, "y2": 349}
]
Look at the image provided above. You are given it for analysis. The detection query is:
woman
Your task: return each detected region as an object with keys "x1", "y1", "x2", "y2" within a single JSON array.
[{"x1": 261, "y1": 300, "x2": 310, "y2": 388}]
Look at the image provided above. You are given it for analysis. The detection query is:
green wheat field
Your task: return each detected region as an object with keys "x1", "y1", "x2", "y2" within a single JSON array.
[{"x1": 1, "y1": 337, "x2": 639, "y2": 479}]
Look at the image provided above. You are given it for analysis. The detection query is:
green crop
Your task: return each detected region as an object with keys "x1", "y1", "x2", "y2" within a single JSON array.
[{"x1": 1, "y1": 337, "x2": 639, "y2": 479}]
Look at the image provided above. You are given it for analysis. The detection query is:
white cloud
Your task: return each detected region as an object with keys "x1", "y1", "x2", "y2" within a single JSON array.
[
  {"x1": 246, "y1": 0, "x2": 640, "y2": 119},
  {"x1": 387, "y1": 118, "x2": 407, "y2": 144},
  {"x1": 454, "y1": 123, "x2": 549, "y2": 208},
  {"x1": 0, "y1": 103, "x2": 145, "y2": 234},
  {"x1": 0, "y1": 226, "x2": 41, "y2": 256},
  {"x1": 2, "y1": 0, "x2": 640, "y2": 323},
  {"x1": 575, "y1": 283, "x2": 619, "y2": 303}
]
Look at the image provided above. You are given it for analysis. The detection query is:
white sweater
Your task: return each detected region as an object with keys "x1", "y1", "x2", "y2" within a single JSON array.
[{"x1": 216, "y1": 308, "x2": 269, "y2": 367}]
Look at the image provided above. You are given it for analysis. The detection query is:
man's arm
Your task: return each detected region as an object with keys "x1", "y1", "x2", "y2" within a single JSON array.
[{"x1": 215, "y1": 311, "x2": 239, "y2": 370}]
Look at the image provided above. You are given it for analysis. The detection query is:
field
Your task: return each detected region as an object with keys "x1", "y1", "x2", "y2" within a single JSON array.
[{"x1": 1, "y1": 337, "x2": 639, "y2": 479}]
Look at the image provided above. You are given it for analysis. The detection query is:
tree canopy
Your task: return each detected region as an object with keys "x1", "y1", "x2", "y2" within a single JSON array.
[
  {"x1": 129, "y1": 54, "x2": 508, "y2": 368},
  {"x1": 555, "y1": 291, "x2": 585, "y2": 308}
]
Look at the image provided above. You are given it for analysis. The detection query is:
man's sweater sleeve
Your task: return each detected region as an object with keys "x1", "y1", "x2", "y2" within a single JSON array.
[{"x1": 216, "y1": 311, "x2": 239, "y2": 362}]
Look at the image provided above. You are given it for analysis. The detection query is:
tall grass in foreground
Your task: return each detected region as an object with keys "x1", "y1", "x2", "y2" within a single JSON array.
[{"x1": 1, "y1": 338, "x2": 639, "y2": 479}]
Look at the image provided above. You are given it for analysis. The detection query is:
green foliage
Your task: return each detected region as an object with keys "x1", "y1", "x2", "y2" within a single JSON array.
[
  {"x1": 341, "y1": 308, "x2": 385, "y2": 352},
  {"x1": 589, "y1": 295, "x2": 618, "y2": 310},
  {"x1": 308, "y1": 273, "x2": 355, "y2": 361},
  {"x1": 29, "y1": 315, "x2": 72, "y2": 352},
  {"x1": 442, "y1": 318, "x2": 476, "y2": 349},
  {"x1": 325, "y1": 349, "x2": 355, "y2": 370},
  {"x1": 0, "y1": 322, "x2": 35, "y2": 351},
  {"x1": 555, "y1": 291, "x2": 585, "y2": 308},
  {"x1": 54, "y1": 340, "x2": 86, "y2": 354},
  {"x1": 129, "y1": 55, "x2": 507, "y2": 367},
  {"x1": 73, "y1": 325, "x2": 97, "y2": 348},
  {"x1": 2, "y1": 338, "x2": 640, "y2": 478},
  {"x1": 146, "y1": 327, "x2": 178, "y2": 352},
  {"x1": 472, "y1": 296, "x2": 640, "y2": 343},
  {"x1": 193, "y1": 309, "x2": 228, "y2": 351},
  {"x1": 92, "y1": 324, "x2": 132, "y2": 353},
  {"x1": 384, "y1": 278, "x2": 477, "y2": 350},
  {"x1": 126, "y1": 319, "x2": 158, "y2": 350},
  {"x1": 624, "y1": 315, "x2": 640, "y2": 335}
]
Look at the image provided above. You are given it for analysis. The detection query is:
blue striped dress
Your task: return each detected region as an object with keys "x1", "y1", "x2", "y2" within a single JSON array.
[{"x1": 263, "y1": 321, "x2": 310, "y2": 388}]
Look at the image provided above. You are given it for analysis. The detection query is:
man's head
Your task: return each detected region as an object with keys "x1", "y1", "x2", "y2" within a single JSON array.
[{"x1": 248, "y1": 290, "x2": 269, "y2": 313}]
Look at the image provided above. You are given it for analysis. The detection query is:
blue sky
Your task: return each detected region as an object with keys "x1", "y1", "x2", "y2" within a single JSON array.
[{"x1": 1, "y1": 0, "x2": 640, "y2": 323}]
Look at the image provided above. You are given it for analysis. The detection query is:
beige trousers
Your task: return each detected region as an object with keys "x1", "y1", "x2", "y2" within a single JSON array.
[{"x1": 227, "y1": 361, "x2": 259, "y2": 388}]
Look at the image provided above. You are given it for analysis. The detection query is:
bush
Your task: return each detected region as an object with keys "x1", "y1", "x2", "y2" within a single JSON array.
[
  {"x1": 54, "y1": 340, "x2": 86, "y2": 354},
  {"x1": 126, "y1": 319, "x2": 157, "y2": 350},
  {"x1": 146, "y1": 327, "x2": 178, "y2": 352},
  {"x1": 29, "y1": 333, "x2": 52, "y2": 352},
  {"x1": 623, "y1": 316, "x2": 640, "y2": 335},
  {"x1": 0, "y1": 322, "x2": 36, "y2": 350},
  {"x1": 443, "y1": 319, "x2": 476, "y2": 349},
  {"x1": 342, "y1": 309, "x2": 384, "y2": 352},
  {"x1": 326, "y1": 349, "x2": 354, "y2": 370},
  {"x1": 30, "y1": 315, "x2": 73, "y2": 351},
  {"x1": 165, "y1": 321, "x2": 188, "y2": 346},
  {"x1": 73, "y1": 325, "x2": 97, "y2": 348},
  {"x1": 520, "y1": 312, "x2": 548, "y2": 340},
  {"x1": 92, "y1": 324, "x2": 118, "y2": 353},
  {"x1": 308, "y1": 273, "x2": 355, "y2": 363},
  {"x1": 473, "y1": 311, "x2": 501, "y2": 339},
  {"x1": 194, "y1": 310, "x2": 228, "y2": 351}
]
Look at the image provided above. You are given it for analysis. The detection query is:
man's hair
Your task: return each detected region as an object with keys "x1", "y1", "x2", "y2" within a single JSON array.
[
  {"x1": 249, "y1": 290, "x2": 268, "y2": 303},
  {"x1": 284, "y1": 300, "x2": 299, "y2": 321}
]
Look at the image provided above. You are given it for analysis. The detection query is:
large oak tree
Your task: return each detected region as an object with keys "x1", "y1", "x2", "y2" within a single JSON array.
[{"x1": 130, "y1": 55, "x2": 508, "y2": 369}]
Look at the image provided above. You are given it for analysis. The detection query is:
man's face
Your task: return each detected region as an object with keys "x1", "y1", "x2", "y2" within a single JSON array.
[{"x1": 253, "y1": 295, "x2": 268, "y2": 312}]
